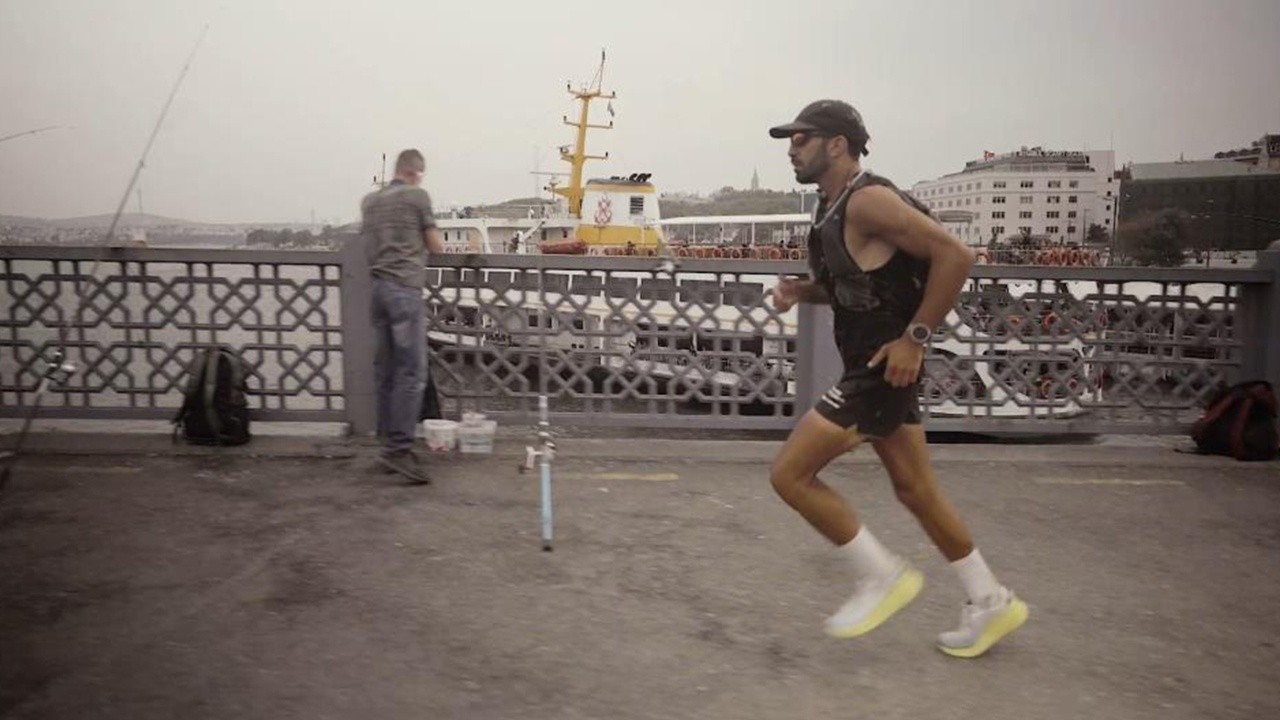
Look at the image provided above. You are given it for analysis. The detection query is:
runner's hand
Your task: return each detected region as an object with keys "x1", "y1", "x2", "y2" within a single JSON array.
[
  {"x1": 867, "y1": 337, "x2": 925, "y2": 388},
  {"x1": 771, "y1": 276, "x2": 802, "y2": 312}
]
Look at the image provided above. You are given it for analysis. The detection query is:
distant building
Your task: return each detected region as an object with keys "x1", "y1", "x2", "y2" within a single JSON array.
[
  {"x1": 910, "y1": 147, "x2": 1117, "y2": 246},
  {"x1": 1117, "y1": 134, "x2": 1280, "y2": 250},
  {"x1": 750, "y1": 168, "x2": 760, "y2": 191}
]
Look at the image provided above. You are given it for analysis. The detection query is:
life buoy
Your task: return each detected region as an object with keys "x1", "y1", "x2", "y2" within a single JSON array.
[
  {"x1": 1042, "y1": 312, "x2": 1059, "y2": 331},
  {"x1": 789, "y1": 249, "x2": 802, "y2": 260},
  {"x1": 593, "y1": 196, "x2": 613, "y2": 226},
  {"x1": 1036, "y1": 251, "x2": 1051, "y2": 265},
  {"x1": 1039, "y1": 378, "x2": 1056, "y2": 399},
  {"x1": 768, "y1": 247, "x2": 782, "y2": 260},
  {"x1": 1092, "y1": 251, "x2": 1102, "y2": 266},
  {"x1": 1068, "y1": 249, "x2": 1082, "y2": 266}
]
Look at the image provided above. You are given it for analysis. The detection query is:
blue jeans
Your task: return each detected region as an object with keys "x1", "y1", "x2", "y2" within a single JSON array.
[{"x1": 372, "y1": 276, "x2": 427, "y2": 454}]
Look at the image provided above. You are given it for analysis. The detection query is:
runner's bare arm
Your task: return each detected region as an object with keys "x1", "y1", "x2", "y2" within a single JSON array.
[
  {"x1": 793, "y1": 280, "x2": 832, "y2": 304},
  {"x1": 847, "y1": 186, "x2": 973, "y2": 328},
  {"x1": 771, "y1": 276, "x2": 830, "y2": 311}
]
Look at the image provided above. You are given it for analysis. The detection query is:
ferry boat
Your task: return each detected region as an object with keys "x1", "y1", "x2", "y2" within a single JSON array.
[
  {"x1": 434, "y1": 54, "x2": 664, "y2": 256},
  {"x1": 422, "y1": 56, "x2": 1105, "y2": 422}
]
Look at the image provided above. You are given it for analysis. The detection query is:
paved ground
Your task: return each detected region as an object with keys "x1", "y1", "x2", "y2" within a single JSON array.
[{"x1": 1, "y1": 432, "x2": 1278, "y2": 719}]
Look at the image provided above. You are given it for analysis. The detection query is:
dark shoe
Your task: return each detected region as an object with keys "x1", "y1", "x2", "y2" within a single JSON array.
[{"x1": 377, "y1": 450, "x2": 431, "y2": 484}]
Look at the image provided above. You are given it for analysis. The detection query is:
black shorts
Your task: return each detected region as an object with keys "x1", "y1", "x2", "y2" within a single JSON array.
[{"x1": 814, "y1": 368, "x2": 922, "y2": 439}]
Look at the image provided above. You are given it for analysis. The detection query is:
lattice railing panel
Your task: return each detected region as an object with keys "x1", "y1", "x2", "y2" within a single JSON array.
[
  {"x1": 1, "y1": 253, "x2": 344, "y2": 418},
  {"x1": 422, "y1": 263, "x2": 796, "y2": 424}
]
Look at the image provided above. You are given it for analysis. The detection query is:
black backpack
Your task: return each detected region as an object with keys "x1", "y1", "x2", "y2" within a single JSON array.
[
  {"x1": 418, "y1": 371, "x2": 443, "y2": 421},
  {"x1": 1191, "y1": 381, "x2": 1278, "y2": 461},
  {"x1": 173, "y1": 346, "x2": 251, "y2": 446}
]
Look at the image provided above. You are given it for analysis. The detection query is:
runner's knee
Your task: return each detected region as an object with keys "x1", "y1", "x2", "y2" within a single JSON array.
[
  {"x1": 892, "y1": 477, "x2": 937, "y2": 514},
  {"x1": 770, "y1": 461, "x2": 814, "y2": 505}
]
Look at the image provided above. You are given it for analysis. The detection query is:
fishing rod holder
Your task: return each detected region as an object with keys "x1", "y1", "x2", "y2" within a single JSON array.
[
  {"x1": 519, "y1": 435, "x2": 556, "y2": 473},
  {"x1": 40, "y1": 350, "x2": 78, "y2": 388},
  {"x1": 518, "y1": 407, "x2": 557, "y2": 473}
]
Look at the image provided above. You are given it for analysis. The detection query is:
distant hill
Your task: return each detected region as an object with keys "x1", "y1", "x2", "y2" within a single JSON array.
[
  {"x1": 472, "y1": 197, "x2": 557, "y2": 220},
  {"x1": 0, "y1": 214, "x2": 54, "y2": 227},
  {"x1": 660, "y1": 189, "x2": 804, "y2": 218},
  {"x1": 0, "y1": 212, "x2": 222, "y2": 229},
  {"x1": 53, "y1": 212, "x2": 219, "y2": 229},
  {"x1": 0, "y1": 213, "x2": 332, "y2": 233},
  {"x1": 471, "y1": 189, "x2": 807, "y2": 221}
]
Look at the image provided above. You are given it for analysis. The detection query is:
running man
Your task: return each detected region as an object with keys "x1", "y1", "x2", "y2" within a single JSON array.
[{"x1": 767, "y1": 100, "x2": 1027, "y2": 657}]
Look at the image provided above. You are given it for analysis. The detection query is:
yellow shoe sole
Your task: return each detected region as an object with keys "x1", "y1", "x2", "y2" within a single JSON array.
[
  {"x1": 937, "y1": 597, "x2": 1029, "y2": 658},
  {"x1": 826, "y1": 568, "x2": 924, "y2": 639}
]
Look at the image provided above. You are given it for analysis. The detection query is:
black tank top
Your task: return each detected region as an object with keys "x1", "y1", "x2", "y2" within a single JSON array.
[{"x1": 807, "y1": 171, "x2": 932, "y2": 369}]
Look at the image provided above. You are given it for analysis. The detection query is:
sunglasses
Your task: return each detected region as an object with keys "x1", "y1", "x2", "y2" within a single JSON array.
[{"x1": 789, "y1": 131, "x2": 831, "y2": 149}]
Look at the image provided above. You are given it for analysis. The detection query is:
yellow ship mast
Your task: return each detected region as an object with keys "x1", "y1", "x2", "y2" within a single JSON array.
[{"x1": 553, "y1": 51, "x2": 615, "y2": 219}]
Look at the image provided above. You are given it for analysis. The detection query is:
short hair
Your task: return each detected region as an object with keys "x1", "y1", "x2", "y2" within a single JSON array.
[{"x1": 395, "y1": 149, "x2": 425, "y2": 174}]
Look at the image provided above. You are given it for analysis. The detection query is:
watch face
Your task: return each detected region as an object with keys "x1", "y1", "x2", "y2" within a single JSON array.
[{"x1": 910, "y1": 324, "x2": 931, "y2": 343}]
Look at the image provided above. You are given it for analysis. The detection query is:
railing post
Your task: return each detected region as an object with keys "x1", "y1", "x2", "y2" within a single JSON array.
[
  {"x1": 1240, "y1": 241, "x2": 1280, "y2": 389},
  {"x1": 795, "y1": 304, "x2": 843, "y2": 413},
  {"x1": 339, "y1": 238, "x2": 376, "y2": 436}
]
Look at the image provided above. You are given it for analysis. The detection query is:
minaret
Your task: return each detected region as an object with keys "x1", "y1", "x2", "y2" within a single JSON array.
[{"x1": 750, "y1": 168, "x2": 760, "y2": 191}]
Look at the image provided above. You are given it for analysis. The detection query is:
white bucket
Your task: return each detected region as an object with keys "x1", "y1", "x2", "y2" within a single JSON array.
[
  {"x1": 421, "y1": 419, "x2": 458, "y2": 452},
  {"x1": 458, "y1": 419, "x2": 497, "y2": 454}
]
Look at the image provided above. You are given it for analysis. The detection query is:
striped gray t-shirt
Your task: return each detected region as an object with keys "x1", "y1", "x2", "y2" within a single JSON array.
[{"x1": 360, "y1": 182, "x2": 437, "y2": 289}]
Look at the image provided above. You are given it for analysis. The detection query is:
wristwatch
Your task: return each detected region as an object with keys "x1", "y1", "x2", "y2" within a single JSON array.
[{"x1": 906, "y1": 322, "x2": 932, "y2": 345}]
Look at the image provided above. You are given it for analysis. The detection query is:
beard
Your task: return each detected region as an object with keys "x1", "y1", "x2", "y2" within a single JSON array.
[{"x1": 793, "y1": 151, "x2": 829, "y2": 184}]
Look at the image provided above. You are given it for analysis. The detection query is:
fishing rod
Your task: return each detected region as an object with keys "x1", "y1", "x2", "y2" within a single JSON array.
[
  {"x1": 1, "y1": 25, "x2": 209, "y2": 493},
  {"x1": 514, "y1": 223, "x2": 681, "y2": 551},
  {"x1": 518, "y1": 236, "x2": 557, "y2": 551},
  {"x1": 0, "y1": 126, "x2": 72, "y2": 146}
]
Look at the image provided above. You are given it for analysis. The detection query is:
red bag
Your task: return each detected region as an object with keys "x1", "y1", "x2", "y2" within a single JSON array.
[{"x1": 1191, "y1": 381, "x2": 1279, "y2": 462}]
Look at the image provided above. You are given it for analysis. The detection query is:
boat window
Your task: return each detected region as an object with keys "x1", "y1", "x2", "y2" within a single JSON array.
[{"x1": 630, "y1": 196, "x2": 644, "y2": 215}]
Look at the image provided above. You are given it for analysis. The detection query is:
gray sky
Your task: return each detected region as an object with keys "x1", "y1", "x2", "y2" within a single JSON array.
[{"x1": 2, "y1": 0, "x2": 1277, "y2": 224}]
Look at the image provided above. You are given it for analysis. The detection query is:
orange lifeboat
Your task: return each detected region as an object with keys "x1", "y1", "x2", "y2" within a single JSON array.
[{"x1": 541, "y1": 238, "x2": 589, "y2": 255}]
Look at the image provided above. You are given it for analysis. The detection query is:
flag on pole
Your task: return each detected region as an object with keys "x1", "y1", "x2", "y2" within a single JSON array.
[
  {"x1": 607, "y1": 100, "x2": 615, "y2": 117},
  {"x1": 983, "y1": 150, "x2": 995, "y2": 160}
]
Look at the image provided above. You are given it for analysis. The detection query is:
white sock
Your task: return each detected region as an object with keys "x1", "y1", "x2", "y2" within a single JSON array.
[
  {"x1": 952, "y1": 548, "x2": 1003, "y2": 604},
  {"x1": 837, "y1": 527, "x2": 899, "y2": 580}
]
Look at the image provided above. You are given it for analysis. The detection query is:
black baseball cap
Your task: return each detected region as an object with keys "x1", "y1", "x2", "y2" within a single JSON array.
[{"x1": 769, "y1": 99, "x2": 870, "y2": 156}]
